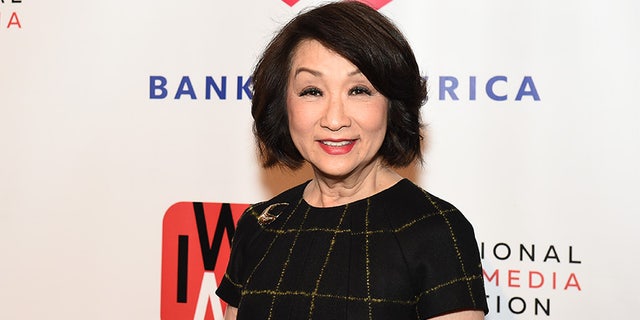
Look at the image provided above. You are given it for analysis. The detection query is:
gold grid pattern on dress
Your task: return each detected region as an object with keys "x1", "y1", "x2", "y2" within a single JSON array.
[
  {"x1": 227, "y1": 191, "x2": 484, "y2": 317},
  {"x1": 234, "y1": 199, "x2": 303, "y2": 309},
  {"x1": 307, "y1": 203, "x2": 349, "y2": 318},
  {"x1": 267, "y1": 204, "x2": 311, "y2": 320},
  {"x1": 421, "y1": 189, "x2": 478, "y2": 307}
]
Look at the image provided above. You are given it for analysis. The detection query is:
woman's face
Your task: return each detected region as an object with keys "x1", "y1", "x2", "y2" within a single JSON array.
[{"x1": 286, "y1": 40, "x2": 388, "y2": 179}]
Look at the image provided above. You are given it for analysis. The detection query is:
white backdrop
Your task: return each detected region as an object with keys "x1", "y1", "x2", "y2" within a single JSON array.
[{"x1": 1, "y1": 0, "x2": 639, "y2": 319}]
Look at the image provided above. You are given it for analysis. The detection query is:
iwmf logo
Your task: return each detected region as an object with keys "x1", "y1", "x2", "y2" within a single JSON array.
[
  {"x1": 281, "y1": 0, "x2": 392, "y2": 10},
  {"x1": 161, "y1": 202, "x2": 248, "y2": 320}
]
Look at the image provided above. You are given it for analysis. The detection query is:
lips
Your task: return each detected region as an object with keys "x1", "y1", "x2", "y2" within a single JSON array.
[{"x1": 318, "y1": 139, "x2": 356, "y2": 155}]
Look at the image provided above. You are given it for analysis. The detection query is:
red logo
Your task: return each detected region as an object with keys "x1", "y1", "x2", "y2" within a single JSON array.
[
  {"x1": 161, "y1": 202, "x2": 248, "y2": 320},
  {"x1": 281, "y1": 0, "x2": 392, "y2": 10},
  {"x1": 356, "y1": 0, "x2": 392, "y2": 10}
]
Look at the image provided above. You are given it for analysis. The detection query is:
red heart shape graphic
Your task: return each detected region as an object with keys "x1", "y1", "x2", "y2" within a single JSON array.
[{"x1": 356, "y1": 0, "x2": 392, "y2": 10}]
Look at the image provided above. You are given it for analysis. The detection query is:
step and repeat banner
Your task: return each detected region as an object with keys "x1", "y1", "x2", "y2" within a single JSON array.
[{"x1": 1, "y1": 0, "x2": 639, "y2": 319}]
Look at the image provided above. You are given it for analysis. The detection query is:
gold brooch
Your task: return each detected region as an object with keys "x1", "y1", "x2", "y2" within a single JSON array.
[{"x1": 257, "y1": 202, "x2": 288, "y2": 226}]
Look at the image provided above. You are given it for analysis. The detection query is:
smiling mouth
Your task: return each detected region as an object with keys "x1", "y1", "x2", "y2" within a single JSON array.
[
  {"x1": 317, "y1": 139, "x2": 357, "y2": 155},
  {"x1": 320, "y1": 140, "x2": 354, "y2": 147}
]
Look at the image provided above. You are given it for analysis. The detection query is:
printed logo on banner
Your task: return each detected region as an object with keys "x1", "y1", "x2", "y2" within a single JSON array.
[
  {"x1": 148, "y1": 0, "x2": 542, "y2": 105},
  {"x1": 280, "y1": 0, "x2": 392, "y2": 10},
  {"x1": 149, "y1": 75, "x2": 253, "y2": 101},
  {"x1": 432, "y1": 75, "x2": 541, "y2": 102},
  {"x1": 281, "y1": 0, "x2": 300, "y2": 6},
  {"x1": 161, "y1": 202, "x2": 248, "y2": 320},
  {"x1": 480, "y1": 241, "x2": 583, "y2": 318},
  {"x1": 148, "y1": 74, "x2": 541, "y2": 103},
  {"x1": 0, "y1": 0, "x2": 23, "y2": 30}
]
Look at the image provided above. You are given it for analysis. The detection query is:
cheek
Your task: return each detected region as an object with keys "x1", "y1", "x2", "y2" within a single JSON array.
[
  {"x1": 286, "y1": 104, "x2": 300, "y2": 132},
  {"x1": 287, "y1": 100, "x2": 318, "y2": 132},
  {"x1": 285, "y1": 95, "x2": 297, "y2": 129},
  {"x1": 360, "y1": 106, "x2": 388, "y2": 135},
  {"x1": 286, "y1": 102, "x2": 311, "y2": 140}
]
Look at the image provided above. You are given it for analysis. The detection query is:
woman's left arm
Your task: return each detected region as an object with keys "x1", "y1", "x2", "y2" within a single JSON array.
[{"x1": 429, "y1": 310, "x2": 484, "y2": 320}]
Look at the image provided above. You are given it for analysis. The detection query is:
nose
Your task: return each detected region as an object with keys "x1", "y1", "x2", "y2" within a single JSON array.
[{"x1": 320, "y1": 94, "x2": 351, "y2": 131}]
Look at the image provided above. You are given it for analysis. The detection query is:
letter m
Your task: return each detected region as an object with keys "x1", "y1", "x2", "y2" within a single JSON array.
[{"x1": 483, "y1": 268, "x2": 499, "y2": 286}]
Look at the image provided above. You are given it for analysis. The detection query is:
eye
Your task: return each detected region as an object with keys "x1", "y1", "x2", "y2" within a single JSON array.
[
  {"x1": 349, "y1": 86, "x2": 372, "y2": 96},
  {"x1": 299, "y1": 87, "x2": 322, "y2": 97}
]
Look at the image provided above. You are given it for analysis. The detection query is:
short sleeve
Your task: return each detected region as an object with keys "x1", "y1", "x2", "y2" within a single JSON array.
[
  {"x1": 215, "y1": 205, "x2": 259, "y2": 307},
  {"x1": 396, "y1": 200, "x2": 488, "y2": 319}
]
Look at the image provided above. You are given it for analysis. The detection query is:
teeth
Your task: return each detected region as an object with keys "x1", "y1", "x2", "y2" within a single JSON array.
[{"x1": 322, "y1": 140, "x2": 351, "y2": 147}]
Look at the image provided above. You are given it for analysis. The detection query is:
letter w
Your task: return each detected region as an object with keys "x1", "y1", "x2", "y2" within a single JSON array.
[{"x1": 194, "y1": 203, "x2": 236, "y2": 271}]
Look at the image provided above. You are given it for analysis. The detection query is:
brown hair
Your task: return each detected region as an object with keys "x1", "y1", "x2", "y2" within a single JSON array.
[{"x1": 252, "y1": 1, "x2": 427, "y2": 168}]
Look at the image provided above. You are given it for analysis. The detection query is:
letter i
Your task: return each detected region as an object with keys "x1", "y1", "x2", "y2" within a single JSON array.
[{"x1": 469, "y1": 76, "x2": 477, "y2": 100}]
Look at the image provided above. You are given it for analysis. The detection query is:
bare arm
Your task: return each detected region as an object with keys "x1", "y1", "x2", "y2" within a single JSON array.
[
  {"x1": 429, "y1": 310, "x2": 484, "y2": 320},
  {"x1": 224, "y1": 306, "x2": 238, "y2": 320}
]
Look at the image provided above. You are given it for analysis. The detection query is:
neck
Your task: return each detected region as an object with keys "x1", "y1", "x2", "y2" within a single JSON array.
[{"x1": 303, "y1": 160, "x2": 402, "y2": 207}]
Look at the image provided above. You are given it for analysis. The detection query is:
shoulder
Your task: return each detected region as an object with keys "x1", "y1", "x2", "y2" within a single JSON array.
[
  {"x1": 377, "y1": 179, "x2": 481, "y2": 272},
  {"x1": 242, "y1": 181, "x2": 307, "y2": 221},
  {"x1": 233, "y1": 181, "x2": 308, "y2": 238},
  {"x1": 379, "y1": 179, "x2": 473, "y2": 232},
  {"x1": 380, "y1": 179, "x2": 457, "y2": 210},
  {"x1": 380, "y1": 181, "x2": 487, "y2": 317},
  {"x1": 257, "y1": 180, "x2": 308, "y2": 210}
]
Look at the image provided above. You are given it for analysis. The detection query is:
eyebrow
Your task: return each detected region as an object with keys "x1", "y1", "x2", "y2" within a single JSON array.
[{"x1": 293, "y1": 67, "x2": 362, "y2": 78}]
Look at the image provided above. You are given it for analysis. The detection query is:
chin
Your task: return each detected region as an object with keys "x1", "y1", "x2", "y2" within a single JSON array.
[{"x1": 312, "y1": 163, "x2": 360, "y2": 180}]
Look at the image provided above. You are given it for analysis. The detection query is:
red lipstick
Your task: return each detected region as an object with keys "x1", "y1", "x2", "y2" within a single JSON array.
[{"x1": 317, "y1": 139, "x2": 356, "y2": 155}]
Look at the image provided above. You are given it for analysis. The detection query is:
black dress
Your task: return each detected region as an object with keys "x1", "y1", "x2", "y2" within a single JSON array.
[{"x1": 216, "y1": 179, "x2": 488, "y2": 319}]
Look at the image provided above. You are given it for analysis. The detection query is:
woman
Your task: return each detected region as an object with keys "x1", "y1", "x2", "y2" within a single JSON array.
[{"x1": 216, "y1": 2, "x2": 488, "y2": 319}]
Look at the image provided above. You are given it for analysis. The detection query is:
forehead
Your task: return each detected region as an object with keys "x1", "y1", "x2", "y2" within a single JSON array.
[{"x1": 289, "y1": 39, "x2": 363, "y2": 80}]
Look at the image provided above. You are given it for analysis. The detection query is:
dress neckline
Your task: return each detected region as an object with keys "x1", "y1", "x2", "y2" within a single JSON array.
[{"x1": 299, "y1": 178, "x2": 410, "y2": 211}]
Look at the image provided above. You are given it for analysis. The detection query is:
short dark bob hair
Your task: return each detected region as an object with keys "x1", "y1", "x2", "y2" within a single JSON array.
[{"x1": 251, "y1": 1, "x2": 427, "y2": 169}]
